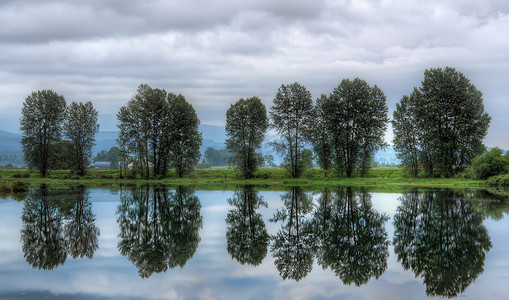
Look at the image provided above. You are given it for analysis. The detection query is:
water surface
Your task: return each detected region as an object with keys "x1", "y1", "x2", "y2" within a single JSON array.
[{"x1": 1, "y1": 185, "x2": 508, "y2": 299}]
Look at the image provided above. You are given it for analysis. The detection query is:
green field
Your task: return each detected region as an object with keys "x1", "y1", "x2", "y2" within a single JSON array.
[{"x1": 0, "y1": 167, "x2": 488, "y2": 192}]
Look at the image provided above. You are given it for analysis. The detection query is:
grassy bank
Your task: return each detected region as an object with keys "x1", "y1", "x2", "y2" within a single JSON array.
[{"x1": 0, "y1": 167, "x2": 487, "y2": 192}]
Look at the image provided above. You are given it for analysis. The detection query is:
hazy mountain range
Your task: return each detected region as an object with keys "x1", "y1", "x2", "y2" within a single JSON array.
[{"x1": 1, "y1": 125, "x2": 406, "y2": 166}]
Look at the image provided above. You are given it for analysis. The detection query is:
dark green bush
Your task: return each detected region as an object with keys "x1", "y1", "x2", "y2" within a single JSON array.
[
  {"x1": 11, "y1": 181, "x2": 29, "y2": 193},
  {"x1": 471, "y1": 148, "x2": 509, "y2": 180},
  {"x1": 487, "y1": 174, "x2": 509, "y2": 186},
  {"x1": 11, "y1": 173, "x2": 29, "y2": 178}
]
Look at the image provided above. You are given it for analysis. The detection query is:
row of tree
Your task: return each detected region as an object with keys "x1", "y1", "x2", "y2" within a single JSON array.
[
  {"x1": 20, "y1": 90, "x2": 99, "y2": 177},
  {"x1": 227, "y1": 67, "x2": 491, "y2": 179},
  {"x1": 20, "y1": 67, "x2": 491, "y2": 179},
  {"x1": 226, "y1": 79, "x2": 389, "y2": 178}
]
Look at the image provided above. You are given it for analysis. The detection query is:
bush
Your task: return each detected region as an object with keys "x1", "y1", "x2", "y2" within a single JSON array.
[
  {"x1": 11, "y1": 181, "x2": 29, "y2": 193},
  {"x1": 487, "y1": 174, "x2": 509, "y2": 187},
  {"x1": 471, "y1": 147, "x2": 509, "y2": 180},
  {"x1": 11, "y1": 173, "x2": 29, "y2": 178},
  {"x1": 0, "y1": 183, "x2": 10, "y2": 193}
]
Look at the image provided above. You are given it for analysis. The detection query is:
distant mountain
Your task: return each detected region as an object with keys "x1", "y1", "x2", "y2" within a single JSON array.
[{"x1": 0, "y1": 130, "x2": 22, "y2": 153}]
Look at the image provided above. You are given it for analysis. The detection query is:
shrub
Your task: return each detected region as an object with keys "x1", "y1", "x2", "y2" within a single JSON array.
[
  {"x1": 471, "y1": 147, "x2": 509, "y2": 180},
  {"x1": 11, "y1": 181, "x2": 29, "y2": 193},
  {"x1": 487, "y1": 174, "x2": 509, "y2": 187},
  {"x1": 0, "y1": 183, "x2": 10, "y2": 193},
  {"x1": 11, "y1": 173, "x2": 29, "y2": 178}
]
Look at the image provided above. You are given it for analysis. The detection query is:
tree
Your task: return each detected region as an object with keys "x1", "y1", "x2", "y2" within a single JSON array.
[
  {"x1": 168, "y1": 94, "x2": 202, "y2": 178},
  {"x1": 64, "y1": 101, "x2": 100, "y2": 176},
  {"x1": 226, "y1": 97, "x2": 268, "y2": 178},
  {"x1": 471, "y1": 147, "x2": 509, "y2": 180},
  {"x1": 393, "y1": 67, "x2": 491, "y2": 177},
  {"x1": 117, "y1": 84, "x2": 172, "y2": 179},
  {"x1": 270, "y1": 82, "x2": 315, "y2": 177},
  {"x1": 117, "y1": 84, "x2": 202, "y2": 178},
  {"x1": 20, "y1": 90, "x2": 66, "y2": 177},
  {"x1": 312, "y1": 94, "x2": 334, "y2": 175},
  {"x1": 50, "y1": 140, "x2": 74, "y2": 170},
  {"x1": 392, "y1": 95, "x2": 420, "y2": 177},
  {"x1": 318, "y1": 78, "x2": 389, "y2": 177}
]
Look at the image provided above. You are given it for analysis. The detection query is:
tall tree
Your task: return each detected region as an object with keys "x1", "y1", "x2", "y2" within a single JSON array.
[
  {"x1": 312, "y1": 94, "x2": 334, "y2": 175},
  {"x1": 117, "y1": 85, "x2": 202, "y2": 178},
  {"x1": 393, "y1": 67, "x2": 491, "y2": 177},
  {"x1": 168, "y1": 94, "x2": 202, "y2": 178},
  {"x1": 270, "y1": 82, "x2": 315, "y2": 178},
  {"x1": 117, "y1": 84, "x2": 172, "y2": 179},
  {"x1": 226, "y1": 97, "x2": 268, "y2": 178},
  {"x1": 64, "y1": 101, "x2": 100, "y2": 176},
  {"x1": 319, "y1": 78, "x2": 389, "y2": 177},
  {"x1": 392, "y1": 95, "x2": 420, "y2": 177},
  {"x1": 20, "y1": 90, "x2": 66, "y2": 177}
]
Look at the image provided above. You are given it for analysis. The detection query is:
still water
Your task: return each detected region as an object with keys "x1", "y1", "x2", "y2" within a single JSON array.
[{"x1": 0, "y1": 185, "x2": 508, "y2": 299}]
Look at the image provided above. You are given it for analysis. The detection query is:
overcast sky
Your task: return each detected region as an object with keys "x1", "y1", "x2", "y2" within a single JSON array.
[{"x1": 1, "y1": 0, "x2": 508, "y2": 147}]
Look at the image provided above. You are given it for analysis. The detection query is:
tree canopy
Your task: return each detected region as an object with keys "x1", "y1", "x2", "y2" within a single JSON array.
[
  {"x1": 270, "y1": 82, "x2": 315, "y2": 178},
  {"x1": 393, "y1": 67, "x2": 491, "y2": 177},
  {"x1": 226, "y1": 97, "x2": 268, "y2": 178},
  {"x1": 20, "y1": 90, "x2": 67, "y2": 177}
]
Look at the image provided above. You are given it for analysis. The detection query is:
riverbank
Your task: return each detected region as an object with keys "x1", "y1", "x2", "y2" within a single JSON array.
[{"x1": 0, "y1": 168, "x2": 487, "y2": 192}]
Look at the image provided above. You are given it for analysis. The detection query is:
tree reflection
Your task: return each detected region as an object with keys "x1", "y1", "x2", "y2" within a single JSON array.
[
  {"x1": 21, "y1": 186, "x2": 67, "y2": 270},
  {"x1": 225, "y1": 185, "x2": 269, "y2": 266},
  {"x1": 313, "y1": 187, "x2": 389, "y2": 286},
  {"x1": 64, "y1": 185, "x2": 100, "y2": 259},
  {"x1": 21, "y1": 185, "x2": 101, "y2": 270},
  {"x1": 393, "y1": 189, "x2": 492, "y2": 298},
  {"x1": 270, "y1": 187, "x2": 314, "y2": 281},
  {"x1": 117, "y1": 185, "x2": 202, "y2": 278}
]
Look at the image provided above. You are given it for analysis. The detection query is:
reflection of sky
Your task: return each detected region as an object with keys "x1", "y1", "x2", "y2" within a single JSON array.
[{"x1": 0, "y1": 189, "x2": 508, "y2": 299}]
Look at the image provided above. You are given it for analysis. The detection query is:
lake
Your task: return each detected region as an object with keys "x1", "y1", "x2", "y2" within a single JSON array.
[{"x1": 0, "y1": 185, "x2": 508, "y2": 300}]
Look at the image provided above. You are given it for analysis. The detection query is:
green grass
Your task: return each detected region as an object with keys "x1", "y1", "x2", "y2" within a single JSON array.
[{"x1": 0, "y1": 167, "x2": 488, "y2": 192}]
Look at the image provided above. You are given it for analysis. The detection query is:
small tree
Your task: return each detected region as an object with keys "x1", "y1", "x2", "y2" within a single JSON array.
[
  {"x1": 64, "y1": 101, "x2": 100, "y2": 176},
  {"x1": 226, "y1": 97, "x2": 268, "y2": 178},
  {"x1": 168, "y1": 95, "x2": 202, "y2": 178},
  {"x1": 270, "y1": 82, "x2": 315, "y2": 178},
  {"x1": 20, "y1": 90, "x2": 66, "y2": 177}
]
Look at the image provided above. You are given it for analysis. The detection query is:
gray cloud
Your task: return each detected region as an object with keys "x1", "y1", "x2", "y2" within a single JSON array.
[{"x1": 0, "y1": 0, "x2": 508, "y2": 147}]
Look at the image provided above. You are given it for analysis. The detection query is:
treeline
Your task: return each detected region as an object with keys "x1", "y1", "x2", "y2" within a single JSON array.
[{"x1": 19, "y1": 66, "x2": 493, "y2": 179}]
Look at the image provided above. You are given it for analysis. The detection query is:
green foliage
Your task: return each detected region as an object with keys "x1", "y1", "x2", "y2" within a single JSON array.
[
  {"x1": 393, "y1": 67, "x2": 491, "y2": 178},
  {"x1": 471, "y1": 148, "x2": 509, "y2": 180},
  {"x1": 20, "y1": 90, "x2": 67, "y2": 177},
  {"x1": 204, "y1": 147, "x2": 232, "y2": 166},
  {"x1": 11, "y1": 180, "x2": 29, "y2": 193},
  {"x1": 226, "y1": 97, "x2": 268, "y2": 179},
  {"x1": 316, "y1": 78, "x2": 389, "y2": 177},
  {"x1": 94, "y1": 147, "x2": 120, "y2": 169},
  {"x1": 117, "y1": 84, "x2": 202, "y2": 179},
  {"x1": 50, "y1": 140, "x2": 74, "y2": 170},
  {"x1": 486, "y1": 174, "x2": 509, "y2": 187},
  {"x1": 64, "y1": 101, "x2": 100, "y2": 176},
  {"x1": 392, "y1": 95, "x2": 420, "y2": 177},
  {"x1": 196, "y1": 161, "x2": 211, "y2": 169},
  {"x1": 270, "y1": 82, "x2": 315, "y2": 178},
  {"x1": 168, "y1": 95, "x2": 202, "y2": 178}
]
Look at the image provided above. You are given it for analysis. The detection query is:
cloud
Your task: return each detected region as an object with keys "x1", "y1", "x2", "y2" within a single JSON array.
[{"x1": 0, "y1": 0, "x2": 508, "y2": 147}]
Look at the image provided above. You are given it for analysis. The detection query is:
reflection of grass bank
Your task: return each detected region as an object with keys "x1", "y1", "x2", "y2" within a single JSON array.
[{"x1": 0, "y1": 168, "x2": 487, "y2": 192}]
